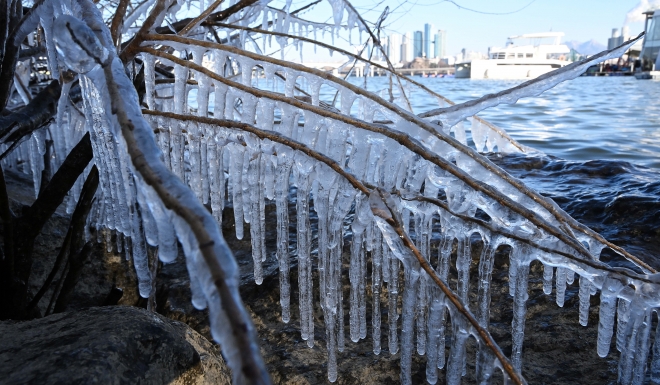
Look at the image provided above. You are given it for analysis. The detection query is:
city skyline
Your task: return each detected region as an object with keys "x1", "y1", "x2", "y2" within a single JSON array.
[
  {"x1": 283, "y1": 0, "x2": 645, "y2": 61},
  {"x1": 386, "y1": 26, "x2": 448, "y2": 63},
  {"x1": 263, "y1": 0, "x2": 648, "y2": 63}
]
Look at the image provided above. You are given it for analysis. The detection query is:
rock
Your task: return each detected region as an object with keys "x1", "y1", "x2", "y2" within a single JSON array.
[
  {"x1": 0, "y1": 306, "x2": 231, "y2": 385},
  {"x1": 3, "y1": 169, "x2": 142, "y2": 315}
]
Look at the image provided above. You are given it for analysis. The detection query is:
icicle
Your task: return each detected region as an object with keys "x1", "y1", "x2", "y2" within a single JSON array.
[
  {"x1": 296, "y1": 155, "x2": 314, "y2": 348},
  {"x1": 208, "y1": 134, "x2": 225, "y2": 224},
  {"x1": 578, "y1": 275, "x2": 591, "y2": 326},
  {"x1": 556, "y1": 267, "x2": 567, "y2": 307},
  {"x1": 436, "y1": 233, "x2": 452, "y2": 370},
  {"x1": 247, "y1": 152, "x2": 265, "y2": 284},
  {"x1": 597, "y1": 275, "x2": 623, "y2": 357},
  {"x1": 143, "y1": 54, "x2": 156, "y2": 110},
  {"x1": 475, "y1": 341, "x2": 496, "y2": 385},
  {"x1": 187, "y1": 122, "x2": 204, "y2": 202},
  {"x1": 446, "y1": 317, "x2": 469, "y2": 385},
  {"x1": 650, "y1": 317, "x2": 660, "y2": 383},
  {"x1": 510, "y1": 250, "x2": 530, "y2": 373},
  {"x1": 389, "y1": 252, "x2": 400, "y2": 354},
  {"x1": 425, "y1": 283, "x2": 442, "y2": 384},
  {"x1": 399, "y1": 260, "x2": 420, "y2": 385},
  {"x1": 350, "y1": 195, "x2": 370, "y2": 342},
  {"x1": 131, "y1": 204, "x2": 152, "y2": 298},
  {"x1": 349, "y1": 228, "x2": 364, "y2": 342},
  {"x1": 475, "y1": 241, "x2": 497, "y2": 382},
  {"x1": 617, "y1": 298, "x2": 631, "y2": 352},
  {"x1": 275, "y1": 151, "x2": 293, "y2": 322},
  {"x1": 542, "y1": 263, "x2": 553, "y2": 295},
  {"x1": 372, "y1": 226, "x2": 383, "y2": 355},
  {"x1": 456, "y1": 235, "x2": 471, "y2": 304},
  {"x1": 228, "y1": 144, "x2": 245, "y2": 239},
  {"x1": 618, "y1": 300, "x2": 652, "y2": 385},
  {"x1": 566, "y1": 270, "x2": 575, "y2": 285}
]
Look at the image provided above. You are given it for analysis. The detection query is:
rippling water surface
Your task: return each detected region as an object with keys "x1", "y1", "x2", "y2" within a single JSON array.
[
  {"x1": 350, "y1": 77, "x2": 652, "y2": 167},
  {"x1": 347, "y1": 75, "x2": 660, "y2": 263},
  {"x1": 410, "y1": 76, "x2": 660, "y2": 169}
]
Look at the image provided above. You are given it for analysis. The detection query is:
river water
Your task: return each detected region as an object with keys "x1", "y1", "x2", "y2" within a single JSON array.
[
  {"x1": 412, "y1": 76, "x2": 660, "y2": 169},
  {"x1": 345, "y1": 75, "x2": 660, "y2": 266}
]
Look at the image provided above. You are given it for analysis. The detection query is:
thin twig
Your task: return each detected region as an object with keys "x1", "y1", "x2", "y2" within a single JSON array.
[
  {"x1": 178, "y1": 0, "x2": 225, "y2": 36},
  {"x1": 154, "y1": 0, "x2": 259, "y2": 35},
  {"x1": 110, "y1": 0, "x2": 131, "y2": 48},
  {"x1": 120, "y1": 0, "x2": 171, "y2": 63}
]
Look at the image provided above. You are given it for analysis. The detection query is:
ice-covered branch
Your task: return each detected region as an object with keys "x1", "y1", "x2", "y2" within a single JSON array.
[
  {"x1": 109, "y1": 0, "x2": 130, "y2": 48},
  {"x1": 52, "y1": 4, "x2": 271, "y2": 383},
  {"x1": 147, "y1": 33, "x2": 655, "y2": 272},
  {"x1": 153, "y1": 0, "x2": 260, "y2": 35},
  {"x1": 143, "y1": 108, "x2": 529, "y2": 384},
  {"x1": 178, "y1": 0, "x2": 225, "y2": 36},
  {"x1": 419, "y1": 34, "x2": 645, "y2": 126},
  {"x1": 143, "y1": 47, "x2": 621, "y2": 268},
  {"x1": 120, "y1": 0, "x2": 173, "y2": 62}
]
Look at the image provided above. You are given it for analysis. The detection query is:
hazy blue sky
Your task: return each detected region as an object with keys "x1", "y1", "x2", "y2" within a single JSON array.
[{"x1": 281, "y1": 0, "x2": 647, "y2": 59}]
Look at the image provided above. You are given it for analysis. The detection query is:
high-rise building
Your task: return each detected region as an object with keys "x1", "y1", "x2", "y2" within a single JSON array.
[
  {"x1": 401, "y1": 32, "x2": 412, "y2": 62},
  {"x1": 414, "y1": 31, "x2": 423, "y2": 58},
  {"x1": 388, "y1": 33, "x2": 402, "y2": 63},
  {"x1": 424, "y1": 23, "x2": 435, "y2": 58},
  {"x1": 434, "y1": 30, "x2": 446, "y2": 58}
]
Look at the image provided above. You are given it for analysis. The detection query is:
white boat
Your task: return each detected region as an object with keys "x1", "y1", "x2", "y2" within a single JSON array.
[{"x1": 455, "y1": 32, "x2": 571, "y2": 79}]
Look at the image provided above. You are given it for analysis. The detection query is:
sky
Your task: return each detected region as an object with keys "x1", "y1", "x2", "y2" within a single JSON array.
[{"x1": 277, "y1": 0, "x2": 650, "y2": 60}]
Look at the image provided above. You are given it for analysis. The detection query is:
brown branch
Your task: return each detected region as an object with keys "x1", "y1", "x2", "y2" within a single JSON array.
[
  {"x1": 203, "y1": 22, "x2": 523, "y2": 151},
  {"x1": 39, "y1": 139, "x2": 52, "y2": 194},
  {"x1": 0, "y1": 80, "x2": 61, "y2": 144},
  {"x1": 178, "y1": 0, "x2": 225, "y2": 36},
  {"x1": 142, "y1": 109, "x2": 369, "y2": 194},
  {"x1": 25, "y1": 160, "x2": 99, "y2": 314},
  {"x1": 401, "y1": 195, "x2": 657, "y2": 285},
  {"x1": 154, "y1": 0, "x2": 259, "y2": 35},
  {"x1": 290, "y1": 0, "x2": 322, "y2": 15},
  {"x1": 53, "y1": 241, "x2": 94, "y2": 313},
  {"x1": 119, "y1": 0, "x2": 171, "y2": 63},
  {"x1": 0, "y1": 164, "x2": 14, "y2": 278},
  {"x1": 110, "y1": 0, "x2": 131, "y2": 48}
]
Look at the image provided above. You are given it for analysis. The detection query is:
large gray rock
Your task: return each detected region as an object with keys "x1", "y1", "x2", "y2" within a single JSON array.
[{"x1": 0, "y1": 306, "x2": 231, "y2": 385}]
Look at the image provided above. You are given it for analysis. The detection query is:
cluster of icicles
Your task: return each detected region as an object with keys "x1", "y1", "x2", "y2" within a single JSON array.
[
  {"x1": 4, "y1": 0, "x2": 660, "y2": 384},
  {"x1": 131, "y1": 43, "x2": 660, "y2": 384}
]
